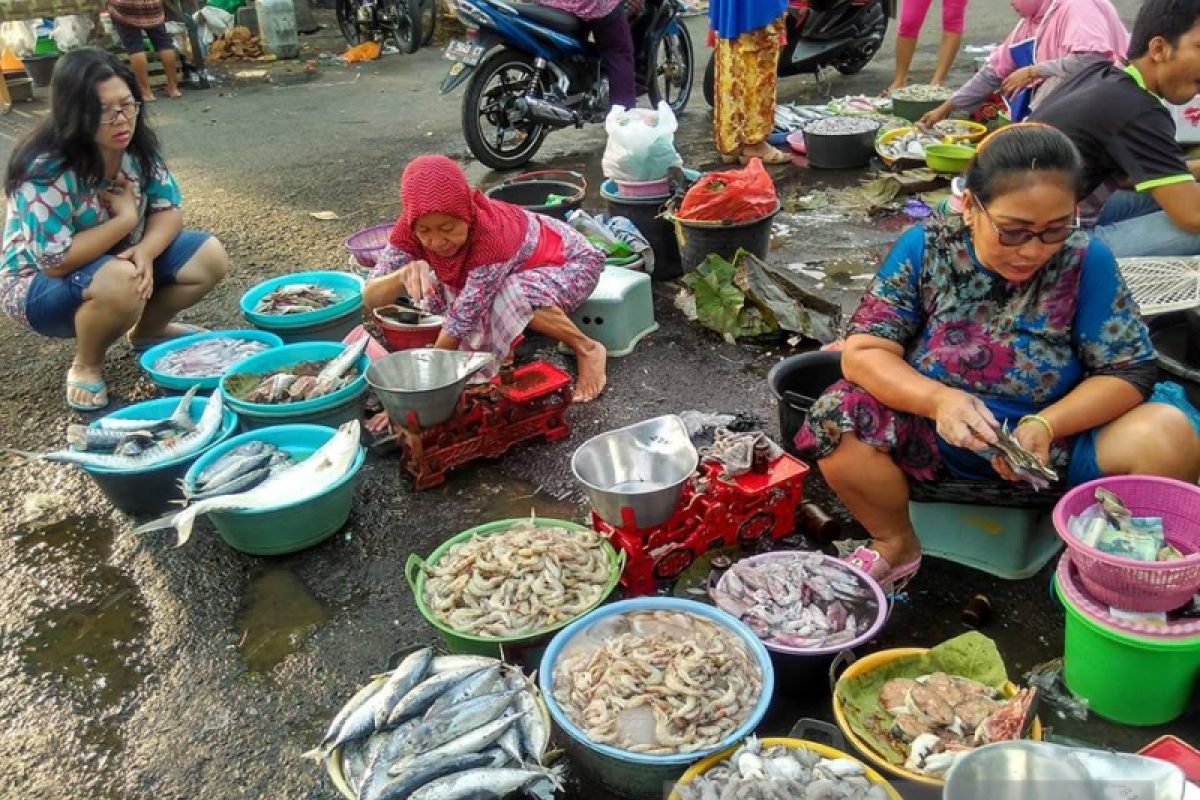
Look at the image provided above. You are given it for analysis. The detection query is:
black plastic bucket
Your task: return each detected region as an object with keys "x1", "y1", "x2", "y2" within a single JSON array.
[
  {"x1": 601, "y1": 187, "x2": 682, "y2": 281},
  {"x1": 670, "y1": 203, "x2": 780, "y2": 274},
  {"x1": 1149, "y1": 310, "x2": 1200, "y2": 410},
  {"x1": 766, "y1": 350, "x2": 843, "y2": 455},
  {"x1": 23, "y1": 55, "x2": 58, "y2": 88},
  {"x1": 485, "y1": 170, "x2": 585, "y2": 221}
]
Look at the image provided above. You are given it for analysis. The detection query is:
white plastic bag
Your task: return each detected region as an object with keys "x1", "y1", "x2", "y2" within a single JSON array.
[
  {"x1": 196, "y1": 6, "x2": 235, "y2": 38},
  {"x1": 51, "y1": 15, "x2": 94, "y2": 52},
  {"x1": 601, "y1": 101, "x2": 684, "y2": 183},
  {"x1": 0, "y1": 21, "x2": 37, "y2": 59}
]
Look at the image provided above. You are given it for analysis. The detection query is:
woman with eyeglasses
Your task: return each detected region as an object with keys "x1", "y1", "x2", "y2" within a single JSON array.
[
  {"x1": 794, "y1": 124, "x2": 1200, "y2": 590},
  {"x1": 0, "y1": 48, "x2": 228, "y2": 411}
]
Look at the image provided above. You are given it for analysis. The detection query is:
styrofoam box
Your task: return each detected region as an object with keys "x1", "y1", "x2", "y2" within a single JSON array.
[{"x1": 1171, "y1": 98, "x2": 1200, "y2": 145}]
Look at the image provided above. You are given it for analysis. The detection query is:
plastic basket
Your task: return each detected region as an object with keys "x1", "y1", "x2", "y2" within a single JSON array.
[
  {"x1": 1052, "y1": 476, "x2": 1200, "y2": 612},
  {"x1": 613, "y1": 176, "x2": 671, "y2": 199},
  {"x1": 344, "y1": 223, "x2": 392, "y2": 269}
]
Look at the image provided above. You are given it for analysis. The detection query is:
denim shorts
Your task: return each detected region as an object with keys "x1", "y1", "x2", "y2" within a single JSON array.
[
  {"x1": 112, "y1": 19, "x2": 176, "y2": 55},
  {"x1": 25, "y1": 229, "x2": 210, "y2": 338}
]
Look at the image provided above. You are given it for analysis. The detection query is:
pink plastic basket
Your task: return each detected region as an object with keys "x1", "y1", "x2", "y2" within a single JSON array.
[
  {"x1": 612, "y1": 176, "x2": 671, "y2": 199},
  {"x1": 1056, "y1": 554, "x2": 1200, "y2": 639},
  {"x1": 344, "y1": 223, "x2": 393, "y2": 269},
  {"x1": 1052, "y1": 476, "x2": 1200, "y2": 612}
]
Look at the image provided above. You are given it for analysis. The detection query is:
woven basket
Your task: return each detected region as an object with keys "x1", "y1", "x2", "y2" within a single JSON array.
[{"x1": 343, "y1": 222, "x2": 392, "y2": 269}]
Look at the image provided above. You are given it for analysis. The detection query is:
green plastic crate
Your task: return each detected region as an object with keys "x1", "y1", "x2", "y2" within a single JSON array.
[
  {"x1": 909, "y1": 500, "x2": 1063, "y2": 579},
  {"x1": 568, "y1": 265, "x2": 658, "y2": 358}
]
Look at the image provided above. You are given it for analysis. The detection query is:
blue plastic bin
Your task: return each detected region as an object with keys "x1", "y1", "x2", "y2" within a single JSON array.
[
  {"x1": 220, "y1": 341, "x2": 368, "y2": 429},
  {"x1": 139, "y1": 329, "x2": 285, "y2": 392},
  {"x1": 240, "y1": 270, "x2": 364, "y2": 332}
]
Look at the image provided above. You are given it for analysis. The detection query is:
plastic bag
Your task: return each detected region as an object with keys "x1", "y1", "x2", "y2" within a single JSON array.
[
  {"x1": 676, "y1": 159, "x2": 778, "y2": 223},
  {"x1": 50, "y1": 15, "x2": 93, "y2": 52},
  {"x1": 0, "y1": 22, "x2": 37, "y2": 59},
  {"x1": 196, "y1": 5, "x2": 236, "y2": 36},
  {"x1": 343, "y1": 41, "x2": 381, "y2": 62},
  {"x1": 601, "y1": 101, "x2": 683, "y2": 182}
]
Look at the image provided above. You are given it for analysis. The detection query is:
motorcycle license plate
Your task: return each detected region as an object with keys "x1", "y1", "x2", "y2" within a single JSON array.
[{"x1": 444, "y1": 39, "x2": 485, "y2": 67}]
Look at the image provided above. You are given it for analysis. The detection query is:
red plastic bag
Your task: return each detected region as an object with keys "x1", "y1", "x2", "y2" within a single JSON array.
[{"x1": 676, "y1": 159, "x2": 778, "y2": 223}]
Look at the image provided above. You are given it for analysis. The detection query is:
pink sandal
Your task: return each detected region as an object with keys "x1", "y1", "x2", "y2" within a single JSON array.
[{"x1": 845, "y1": 546, "x2": 921, "y2": 592}]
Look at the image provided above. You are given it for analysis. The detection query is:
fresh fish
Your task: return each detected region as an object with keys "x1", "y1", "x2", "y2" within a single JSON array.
[
  {"x1": 186, "y1": 466, "x2": 272, "y2": 501},
  {"x1": 357, "y1": 718, "x2": 422, "y2": 800},
  {"x1": 423, "y1": 665, "x2": 501, "y2": 720},
  {"x1": 96, "y1": 385, "x2": 199, "y2": 432},
  {"x1": 368, "y1": 752, "x2": 496, "y2": 800},
  {"x1": 402, "y1": 690, "x2": 519, "y2": 755},
  {"x1": 429, "y1": 655, "x2": 497, "y2": 673},
  {"x1": 151, "y1": 336, "x2": 271, "y2": 377},
  {"x1": 133, "y1": 420, "x2": 361, "y2": 546},
  {"x1": 313, "y1": 677, "x2": 389, "y2": 757},
  {"x1": 313, "y1": 337, "x2": 368, "y2": 397},
  {"x1": 7, "y1": 392, "x2": 224, "y2": 471},
  {"x1": 254, "y1": 283, "x2": 340, "y2": 315},
  {"x1": 406, "y1": 767, "x2": 558, "y2": 800},
  {"x1": 388, "y1": 712, "x2": 525, "y2": 776},
  {"x1": 496, "y1": 726, "x2": 524, "y2": 766},
  {"x1": 385, "y1": 667, "x2": 484, "y2": 727},
  {"x1": 65, "y1": 425, "x2": 154, "y2": 452},
  {"x1": 196, "y1": 441, "x2": 268, "y2": 482},
  {"x1": 507, "y1": 671, "x2": 547, "y2": 763},
  {"x1": 372, "y1": 648, "x2": 436, "y2": 729},
  {"x1": 190, "y1": 451, "x2": 274, "y2": 497}
]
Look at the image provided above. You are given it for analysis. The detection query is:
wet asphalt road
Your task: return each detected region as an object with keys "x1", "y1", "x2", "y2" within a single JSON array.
[{"x1": 2, "y1": 2, "x2": 1194, "y2": 799}]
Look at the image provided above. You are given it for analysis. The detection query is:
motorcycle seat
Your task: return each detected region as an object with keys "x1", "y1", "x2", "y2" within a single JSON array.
[{"x1": 509, "y1": 2, "x2": 584, "y2": 35}]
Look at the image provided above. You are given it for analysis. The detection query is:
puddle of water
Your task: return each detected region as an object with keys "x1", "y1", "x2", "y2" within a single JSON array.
[{"x1": 236, "y1": 568, "x2": 331, "y2": 673}]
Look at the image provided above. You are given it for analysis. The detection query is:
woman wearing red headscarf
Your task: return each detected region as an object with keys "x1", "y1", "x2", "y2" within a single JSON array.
[{"x1": 363, "y1": 155, "x2": 608, "y2": 402}]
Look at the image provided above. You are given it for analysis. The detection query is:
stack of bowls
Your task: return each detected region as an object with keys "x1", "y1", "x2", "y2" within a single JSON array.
[
  {"x1": 240, "y1": 271, "x2": 364, "y2": 343},
  {"x1": 220, "y1": 341, "x2": 369, "y2": 430}
]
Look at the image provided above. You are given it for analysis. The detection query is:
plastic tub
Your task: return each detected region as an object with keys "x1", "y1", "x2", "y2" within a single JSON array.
[
  {"x1": 344, "y1": 223, "x2": 393, "y2": 269},
  {"x1": 1052, "y1": 475, "x2": 1200, "y2": 612},
  {"x1": 405, "y1": 518, "x2": 624, "y2": 668},
  {"x1": 602, "y1": 179, "x2": 682, "y2": 280},
  {"x1": 183, "y1": 425, "x2": 364, "y2": 554},
  {"x1": 925, "y1": 143, "x2": 976, "y2": 174},
  {"x1": 1055, "y1": 561, "x2": 1200, "y2": 726},
  {"x1": 484, "y1": 170, "x2": 586, "y2": 221},
  {"x1": 669, "y1": 202, "x2": 780, "y2": 275},
  {"x1": 23, "y1": 54, "x2": 57, "y2": 88},
  {"x1": 802, "y1": 117, "x2": 881, "y2": 170},
  {"x1": 614, "y1": 176, "x2": 672, "y2": 198},
  {"x1": 139, "y1": 329, "x2": 284, "y2": 392},
  {"x1": 370, "y1": 306, "x2": 442, "y2": 351},
  {"x1": 539, "y1": 598, "x2": 775, "y2": 800},
  {"x1": 220, "y1": 341, "x2": 369, "y2": 429},
  {"x1": 766, "y1": 350, "x2": 843, "y2": 456},
  {"x1": 240, "y1": 271, "x2": 364, "y2": 330},
  {"x1": 84, "y1": 395, "x2": 239, "y2": 518}
]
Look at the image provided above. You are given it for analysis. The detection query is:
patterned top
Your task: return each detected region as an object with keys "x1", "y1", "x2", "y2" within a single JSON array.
[
  {"x1": 107, "y1": 0, "x2": 166, "y2": 29},
  {"x1": 371, "y1": 210, "x2": 601, "y2": 341},
  {"x1": 849, "y1": 216, "x2": 1156, "y2": 421},
  {"x1": 0, "y1": 152, "x2": 182, "y2": 324},
  {"x1": 535, "y1": 0, "x2": 621, "y2": 21}
]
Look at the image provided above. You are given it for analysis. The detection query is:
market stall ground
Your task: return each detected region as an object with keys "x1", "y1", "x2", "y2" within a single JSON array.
[{"x1": 1, "y1": 3, "x2": 1195, "y2": 799}]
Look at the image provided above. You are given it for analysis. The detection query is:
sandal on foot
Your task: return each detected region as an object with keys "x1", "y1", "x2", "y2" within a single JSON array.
[
  {"x1": 741, "y1": 146, "x2": 792, "y2": 166},
  {"x1": 128, "y1": 323, "x2": 207, "y2": 354},
  {"x1": 845, "y1": 546, "x2": 922, "y2": 592},
  {"x1": 66, "y1": 377, "x2": 109, "y2": 412},
  {"x1": 719, "y1": 151, "x2": 740, "y2": 164}
]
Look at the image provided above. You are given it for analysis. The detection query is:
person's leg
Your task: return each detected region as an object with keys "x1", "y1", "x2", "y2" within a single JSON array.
[
  {"x1": 1094, "y1": 403, "x2": 1200, "y2": 482},
  {"x1": 147, "y1": 25, "x2": 183, "y2": 97},
  {"x1": 128, "y1": 234, "x2": 228, "y2": 344},
  {"x1": 888, "y1": 0, "x2": 932, "y2": 92},
  {"x1": 1090, "y1": 207, "x2": 1200, "y2": 258},
  {"x1": 129, "y1": 52, "x2": 156, "y2": 101},
  {"x1": 71, "y1": 260, "x2": 145, "y2": 407},
  {"x1": 734, "y1": 20, "x2": 789, "y2": 164},
  {"x1": 588, "y1": 6, "x2": 636, "y2": 109},
  {"x1": 528, "y1": 306, "x2": 607, "y2": 402},
  {"x1": 930, "y1": 0, "x2": 968, "y2": 86}
]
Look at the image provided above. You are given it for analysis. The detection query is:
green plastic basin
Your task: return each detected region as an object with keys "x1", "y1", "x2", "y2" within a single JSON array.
[{"x1": 925, "y1": 143, "x2": 975, "y2": 174}]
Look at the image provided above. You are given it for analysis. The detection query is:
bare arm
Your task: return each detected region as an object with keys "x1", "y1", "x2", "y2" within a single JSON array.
[
  {"x1": 1039, "y1": 375, "x2": 1144, "y2": 438},
  {"x1": 42, "y1": 214, "x2": 137, "y2": 276},
  {"x1": 1190, "y1": 159, "x2": 1200, "y2": 181},
  {"x1": 136, "y1": 208, "x2": 183, "y2": 258},
  {"x1": 363, "y1": 271, "x2": 406, "y2": 311},
  {"x1": 1149, "y1": 180, "x2": 1200, "y2": 233}
]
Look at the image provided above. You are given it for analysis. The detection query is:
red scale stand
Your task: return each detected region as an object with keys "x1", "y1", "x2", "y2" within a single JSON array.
[
  {"x1": 592, "y1": 454, "x2": 811, "y2": 596},
  {"x1": 391, "y1": 361, "x2": 573, "y2": 490}
]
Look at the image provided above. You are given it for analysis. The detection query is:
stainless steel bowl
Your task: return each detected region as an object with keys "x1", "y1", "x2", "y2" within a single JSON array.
[
  {"x1": 365, "y1": 349, "x2": 492, "y2": 428},
  {"x1": 571, "y1": 414, "x2": 698, "y2": 529}
]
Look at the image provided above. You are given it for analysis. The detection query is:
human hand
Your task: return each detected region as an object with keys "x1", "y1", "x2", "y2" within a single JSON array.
[
  {"x1": 918, "y1": 102, "x2": 953, "y2": 129},
  {"x1": 102, "y1": 178, "x2": 138, "y2": 224},
  {"x1": 991, "y1": 418, "x2": 1052, "y2": 481},
  {"x1": 117, "y1": 244, "x2": 153, "y2": 300},
  {"x1": 399, "y1": 259, "x2": 436, "y2": 302},
  {"x1": 1002, "y1": 66, "x2": 1038, "y2": 95},
  {"x1": 931, "y1": 387, "x2": 999, "y2": 452}
]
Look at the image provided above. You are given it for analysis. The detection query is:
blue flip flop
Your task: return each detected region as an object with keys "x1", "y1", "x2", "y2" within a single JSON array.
[
  {"x1": 66, "y1": 377, "x2": 109, "y2": 412},
  {"x1": 128, "y1": 324, "x2": 207, "y2": 354}
]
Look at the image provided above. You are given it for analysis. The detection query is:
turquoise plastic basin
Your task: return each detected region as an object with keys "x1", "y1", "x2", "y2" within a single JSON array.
[
  {"x1": 139, "y1": 329, "x2": 284, "y2": 392},
  {"x1": 240, "y1": 271, "x2": 364, "y2": 330},
  {"x1": 219, "y1": 341, "x2": 369, "y2": 426}
]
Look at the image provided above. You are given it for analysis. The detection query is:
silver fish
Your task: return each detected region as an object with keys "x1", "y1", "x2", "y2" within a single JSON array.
[
  {"x1": 186, "y1": 466, "x2": 272, "y2": 501},
  {"x1": 429, "y1": 655, "x2": 497, "y2": 673},
  {"x1": 195, "y1": 441, "x2": 271, "y2": 485},
  {"x1": 423, "y1": 665, "x2": 501, "y2": 720},
  {"x1": 66, "y1": 425, "x2": 154, "y2": 452},
  {"x1": 96, "y1": 385, "x2": 199, "y2": 432},
  {"x1": 313, "y1": 676, "x2": 388, "y2": 757},
  {"x1": 507, "y1": 671, "x2": 547, "y2": 763},
  {"x1": 372, "y1": 648, "x2": 436, "y2": 730},
  {"x1": 388, "y1": 712, "x2": 525, "y2": 776},
  {"x1": 402, "y1": 690, "x2": 519, "y2": 756},
  {"x1": 406, "y1": 767, "x2": 558, "y2": 800},
  {"x1": 313, "y1": 337, "x2": 368, "y2": 398},
  {"x1": 357, "y1": 718, "x2": 422, "y2": 800},
  {"x1": 189, "y1": 450, "x2": 274, "y2": 497},
  {"x1": 367, "y1": 752, "x2": 495, "y2": 800},
  {"x1": 384, "y1": 667, "x2": 485, "y2": 728}
]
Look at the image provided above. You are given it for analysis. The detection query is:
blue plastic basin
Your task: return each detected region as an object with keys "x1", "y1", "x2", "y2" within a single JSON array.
[
  {"x1": 219, "y1": 341, "x2": 369, "y2": 424},
  {"x1": 538, "y1": 598, "x2": 775, "y2": 800},
  {"x1": 183, "y1": 424, "x2": 366, "y2": 554},
  {"x1": 83, "y1": 394, "x2": 239, "y2": 517},
  {"x1": 240, "y1": 271, "x2": 364, "y2": 330},
  {"x1": 139, "y1": 329, "x2": 285, "y2": 392}
]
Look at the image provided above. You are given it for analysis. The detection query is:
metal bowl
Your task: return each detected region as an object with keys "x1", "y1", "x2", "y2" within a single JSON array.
[
  {"x1": 570, "y1": 414, "x2": 698, "y2": 529},
  {"x1": 365, "y1": 349, "x2": 492, "y2": 428}
]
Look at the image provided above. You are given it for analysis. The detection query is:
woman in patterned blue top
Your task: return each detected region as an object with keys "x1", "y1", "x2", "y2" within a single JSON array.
[
  {"x1": 796, "y1": 124, "x2": 1200, "y2": 589},
  {"x1": 1, "y1": 49, "x2": 228, "y2": 411}
]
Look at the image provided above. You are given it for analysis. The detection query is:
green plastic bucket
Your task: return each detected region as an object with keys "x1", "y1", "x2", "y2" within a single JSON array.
[
  {"x1": 1056, "y1": 577, "x2": 1200, "y2": 726},
  {"x1": 406, "y1": 518, "x2": 625, "y2": 669}
]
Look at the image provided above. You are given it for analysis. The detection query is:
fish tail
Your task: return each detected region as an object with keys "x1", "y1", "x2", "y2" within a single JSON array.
[
  {"x1": 1, "y1": 448, "x2": 44, "y2": 461},
  {"x1": 172, "y1": 507, "x2": 201, "y2": 547},
  {"x1": 299, "y1": 746, "x2": 326, "y2": 761}
]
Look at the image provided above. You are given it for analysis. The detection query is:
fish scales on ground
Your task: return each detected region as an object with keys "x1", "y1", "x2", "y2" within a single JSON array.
[
  {"x1": 254, "y1": 283, "x2": 341, "y2": 315},
  {"x1": 551, "y1": 609, "x2": 762, "y2": 755},
  {"x1": 712, "y1": 552, "x2": 878, "y2": 650},
  {"x1": 310, "y1": 649, "x2": 554, "y2": 800},
  {"x1": 151, "y1": 336, "x2": 271, "y2": 377},
  {"x1": 421, "y1": 521, "x2": 611, "y2": 639},
  {"x1": 228, "y1": 338, "x2": 367, "y2": 405},
  {"x1": 874, "y1": 672, "x2": 1038, "y2": 777},
  {"x1": 673, "y1": 738, "x2": 890, "y2": 800},
  {"x1": 132, "y1": 420, "x2": 361, "y2": 546}
]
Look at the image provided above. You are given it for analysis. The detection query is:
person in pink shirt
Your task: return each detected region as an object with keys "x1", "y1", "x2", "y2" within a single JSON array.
[{"x1": 887, "y1": 0, "x2": 971, "y2": 93}]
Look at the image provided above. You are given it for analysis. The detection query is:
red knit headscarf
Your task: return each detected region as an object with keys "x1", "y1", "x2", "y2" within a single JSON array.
[{"x1": 388, "y1": 155, "x2": 529, "y2": 289}]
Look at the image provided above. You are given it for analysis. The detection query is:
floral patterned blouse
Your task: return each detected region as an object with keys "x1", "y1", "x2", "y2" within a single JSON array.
[{"x1": 0, "y1": 153, "x2": 182, "y2": 325}]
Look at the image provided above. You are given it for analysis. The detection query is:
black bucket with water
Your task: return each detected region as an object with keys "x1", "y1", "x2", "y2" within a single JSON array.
[
  {"x1": 669, "y1": 202, "x2": 780, "y2": 274},
  {"x1": 484, "y1": 170, "x2": 585, "y2": 221},
  {"x1": 766, "y1": 351, "x2": 843, "y2": 455}
]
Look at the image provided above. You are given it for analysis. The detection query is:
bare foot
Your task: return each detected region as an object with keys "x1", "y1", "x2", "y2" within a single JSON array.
[
  {"x1": 166, "y1": 89, "x2": 183, "y2": 99},
  {"x1": 142, "y1": 91, "x2": 158, "y2": 102},
  {"x1": 127, "y1": 322, "x2": 206, "y2": 349},
  {"x1": 572, "y1": 340, "x2": 607, "y2": 403},
  {"x1": 882, "y1": 81, "x2": 906, "y2": 97},
  {"x1": 740, "y1": 142, "x2": 791, "y2": 165},
  {"x1": 66, "y1": 363, "x2": 108, "y2": 411}
]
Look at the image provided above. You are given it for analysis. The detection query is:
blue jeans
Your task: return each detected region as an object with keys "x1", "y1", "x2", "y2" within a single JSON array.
[
  {"x1": 1089, "y1": 191, "x2": 1200, "y2": 258},
  {"x1": 24, "y1": 229, "x2": 210, "y2": 338}
]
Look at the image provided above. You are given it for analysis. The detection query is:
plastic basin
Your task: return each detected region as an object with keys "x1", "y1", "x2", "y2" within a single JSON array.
[
  {"x1": 240, "y1": 271, "x2": 364, "y2": 330},
  {"x1": 925, "y1": 143, "x2": 976, "y2": 174},
  {"x1": 83, "y1": 395, "x2": 238, "y2": 518},
  {"x1": 344, "y1": 222, "x2": 392, "y2": 269},
  {"x1": 139, "y1": 329, "x2": 284, "y2": 392},
  {"x1": 371, "y1": 306, "x2": 443, "y2": 351},
  {"x1": 538, "y1": 598, "x2": 775, "y2": 800},
  {"x1": 406, "y1": 518, "x2": 624, "y2": 669},
  {"x1": 183, "y1": 424, "x2": 365, "y2": 555},
  {"x1": 220, "y1": 341, "x2": 368, "y2": 429}
]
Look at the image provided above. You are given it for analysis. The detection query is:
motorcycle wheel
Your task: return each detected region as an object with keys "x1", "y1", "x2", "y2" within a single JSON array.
[
  {"x1": 645, "y1": 22, "x2": 693, "y2": 114},
  {"x1": 385, "y1": 0, "x2": 421, "y2": 54},
  {"x1": 462, "y1": 48, "x2": 550, "y2": 171},
  {"x1": 417, "y1": 0, "x2": 437, "y2": 47},
  {"x1": 336, "y1": 0, "x2": 362, "y2": 45},
  {"x1": 836, "y1": 6, "x2": 888, "y2": 75},
  {"x1": 702, "y1": 52, "x2": 714, "y2": 108}
]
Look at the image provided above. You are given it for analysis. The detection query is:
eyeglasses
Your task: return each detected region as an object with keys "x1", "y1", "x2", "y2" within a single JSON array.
[
  {"x1": 973, "y1": 196, "x2": 1079, "y2": 246},
  {"x1": 100, "y1": 102, "x2": 141, "y2": 126}
]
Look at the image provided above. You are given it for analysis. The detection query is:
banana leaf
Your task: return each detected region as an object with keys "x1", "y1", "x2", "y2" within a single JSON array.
[{"x1": 834, "y1": 632, "x2": 1010, "y2": 765}]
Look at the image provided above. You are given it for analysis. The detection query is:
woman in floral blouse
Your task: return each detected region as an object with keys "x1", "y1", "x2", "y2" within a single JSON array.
[
  {"x1": 362, "y1": 155, "x2": 607, "y2": 402},
  {"x1": 1, "y1": 49, "x2": 227, "y2": 411},
  {"x1": 796, "y1": 124, "x2": 1200, "y2": 589}
]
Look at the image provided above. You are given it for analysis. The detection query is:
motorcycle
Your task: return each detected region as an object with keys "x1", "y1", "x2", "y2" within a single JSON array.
[
  {"x1": 441, "y1": 0, "x2": 694, "y2": 171},
  {"x1": 702, "y1": 0, "x2": 895, "y2": 107},
  {"x1": 336, "y1": 0, "x2": 438, "y2": 54}
]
